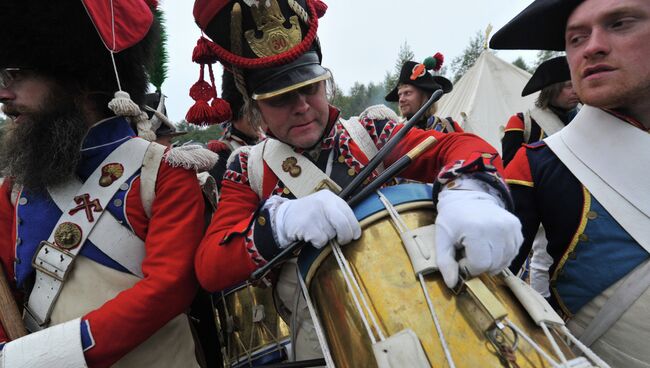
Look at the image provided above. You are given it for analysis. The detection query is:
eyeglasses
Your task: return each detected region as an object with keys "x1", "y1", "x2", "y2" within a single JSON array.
[
  {"x1": 263, "y1": 82, "x2": 322, "y2": 108},
  {"x1": 0, "y1": 68, "x2": 31, "y2": 89}
]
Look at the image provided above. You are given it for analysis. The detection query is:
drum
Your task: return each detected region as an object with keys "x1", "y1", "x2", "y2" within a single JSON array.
[
  {"x1": 215, "y1": 282, "x2": 291, "y2": 367},
  {"x1": 297, "y1": 184, "x2": 584, "y2": 368}
]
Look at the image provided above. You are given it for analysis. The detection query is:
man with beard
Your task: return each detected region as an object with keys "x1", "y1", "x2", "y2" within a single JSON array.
[
  {"x1": 501, "y1": 56, "x2": 580, "y2": 166},
  {"x1": 0, "y1": 1, "x2": 204, "y2": 367},
  {"x1": 491, "y1": 0, "x2": 650, "y2": 366},
  {"x1": 385, "y1": 57, "x2": 462, "y2": 133},
  {"x1": 192, "y1": 0, "x2": 522, "y2": 361}
]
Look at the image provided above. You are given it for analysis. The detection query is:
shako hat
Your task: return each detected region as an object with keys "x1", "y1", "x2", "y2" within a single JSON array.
[
  {"x1": 186, "y1": 0, "x2": 329, "y2": 126},
  {"x1": 521, "y1": 56, "x2": 571, "y2": 96},
  {"x1": 489, "y1": 0, "x2": 585, "y2": 51},
  {"x1": 385, "y1": 53, "x2": 452, "y2": 102}
]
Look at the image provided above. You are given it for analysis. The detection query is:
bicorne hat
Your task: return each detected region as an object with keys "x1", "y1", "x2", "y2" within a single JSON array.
[
  {"x1": 489, "y1": 0, "x2": 585, "y2": 51},
  {"x1": 385, "y1": 56, "x2": 452, "y2": 102},
  {"x1": 521, "y1": 56, "x2": 571, "y2": 96}
]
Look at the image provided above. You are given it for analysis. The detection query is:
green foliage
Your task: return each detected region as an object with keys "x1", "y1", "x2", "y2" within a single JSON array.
[
  {"x1": 450, "y1": 30, "x2": 486, "y2": 83},
  {"x1": 174, "y1": 120, "x2": 224, "y2": 145},
  {"x1": 331, "y1": 82, "x2": 390, "y2": 119},
  {"x1": 534, "y1": 50, "x2": 563, "y2": 69},
  {"x1": 149, "y1": 9, "x2": 169, "y2": 92},
  {"x1": 512, "y1": 57, "x2": 533, "y2": 73},
  {"x1": 384, "y1": 41, "x2": 415, "y2": 93}
]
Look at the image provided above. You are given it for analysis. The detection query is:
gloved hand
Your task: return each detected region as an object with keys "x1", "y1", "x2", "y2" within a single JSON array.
[
  {"x1": 273, "y1": 190, "x2": 362, "y2": 249},
  {"x1": 435, "y1": 188, "x2": 523, "y2": 288}
]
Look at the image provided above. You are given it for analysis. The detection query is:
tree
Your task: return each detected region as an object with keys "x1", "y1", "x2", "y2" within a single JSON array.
[
  {"x1": 450, "y1": 30, "x2": 486, "y2": 83},
  {"x1": 384, "y1": 41, "x2": 415, "y2": 91},
  {"x1": 512, "y1": 57, "x2": 533, "y2": 73},
  {"x1": 533, "y1": 50, "x2": 563, "y2": 69},
  {"x1": 174, "y1": 120, "x2": 223, "y2": 145}
]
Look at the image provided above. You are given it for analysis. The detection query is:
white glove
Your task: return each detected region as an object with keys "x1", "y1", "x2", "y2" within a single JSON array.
[
  {"x1": 435, "y1": 188, "x2": 523, "y2": 288},
  {"x1": 272, "y1": 190, "x2": 362, "y2": 249}
]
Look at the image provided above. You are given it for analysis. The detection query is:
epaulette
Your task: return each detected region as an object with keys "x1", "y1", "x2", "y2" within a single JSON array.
[
  {"x1": 358, "y1": 104, "x2": 400, "y2": 122},
  {"x1": 164, "y1": 144, "x2": 220, "y2": 172}
]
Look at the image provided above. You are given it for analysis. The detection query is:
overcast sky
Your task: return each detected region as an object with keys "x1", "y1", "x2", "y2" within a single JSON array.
[{"x1": 159, "y1": 0, "x2": 537, "y2": 123}]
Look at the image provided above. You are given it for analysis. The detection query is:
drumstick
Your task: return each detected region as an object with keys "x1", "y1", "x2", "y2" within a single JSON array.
[
  {"x1": 0, "y1": 263, "x2": 28, "y2": 340},
  {"x1": 347, "y1": 136, "x2": 438, "y2": 207},
  {"x1": 251, "y1": 136, "x2": 440, "y2": 282},
  {"x1": 338, "y1": 88, "x2": 444, "y2": 200}
]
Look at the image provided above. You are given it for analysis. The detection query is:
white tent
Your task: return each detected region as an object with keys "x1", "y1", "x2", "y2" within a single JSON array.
[{"x1": 437, "y1": 50, "x2": 538, "y2": 154}]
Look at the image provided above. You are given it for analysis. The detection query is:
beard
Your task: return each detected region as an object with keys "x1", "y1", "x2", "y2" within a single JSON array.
[{"x1": 0, "y1": 93, "x2": 88, "y2": 193}]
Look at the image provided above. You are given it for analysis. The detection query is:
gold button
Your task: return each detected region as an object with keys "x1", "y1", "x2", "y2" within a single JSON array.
[
  {"x1": 362, "y1": 178, "x2": 370, "y2": 185},
  {"x1": 579, "y1": 233, "x2": 589, "y2": 242},
  {"x1": 257, "y1": 216, "x2": 266, "y2": 226},
  {"x1": 347, "y1": 168, "x2": 356, "y2": 176},
  {"x1": 482, "y1": 153, "x2": 492, "y2": 158},
  {"x1": 338, "y1": 155, "x2": 345, "y2": 163},
  {"x1": 446, "y1": 181, "x2": 457, "y2": 189},
  {"x1": 586, "y1": 211, "x2": 598, "y2": 220},
  {"x1": 283, "y1": 187, "x2": 291, "y2": 195}
]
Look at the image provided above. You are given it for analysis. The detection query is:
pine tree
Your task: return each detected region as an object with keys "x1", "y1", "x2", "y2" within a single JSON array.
[
  {"x1": 533, "y1": 50, "x2": 563, "y2": 69},
  {"x1": 450, "y1": 30, "x2": 486, "y2": 83}
]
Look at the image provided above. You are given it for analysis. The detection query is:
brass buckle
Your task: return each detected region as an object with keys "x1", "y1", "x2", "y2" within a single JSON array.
[{"x1": 31, "y1": 240, "x2": 73, "y2": 282}]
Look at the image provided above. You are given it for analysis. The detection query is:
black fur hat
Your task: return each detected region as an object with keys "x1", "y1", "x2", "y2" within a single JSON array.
[{"x1": 0, "y1": 0, "x2": 159, "y2": 106}]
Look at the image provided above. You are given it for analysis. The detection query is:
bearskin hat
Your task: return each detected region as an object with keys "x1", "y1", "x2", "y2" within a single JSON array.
[{"x1": 0, "y1": 0, "x2": 159, "y2": 106}]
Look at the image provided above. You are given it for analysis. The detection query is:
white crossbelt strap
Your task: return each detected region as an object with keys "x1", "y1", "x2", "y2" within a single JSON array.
[
  {"x1": 140, "y1": 142, "x2": 166, "y2": 218},
  {"x1": 48, "y1": 180, "x2": 145, "y2": 278},
  {"x1": 577, "y1": 259, "x2": 650, "y2": 346},
  {"x1": 529, "y1": 107, "x2": 566, "y2": 137},
  {"x1": 339, "y1": 117, "x2": 384, "y2": 173},
  {"x1": 262, "y1": 139, "x2": 341, "y2": 199},
  {"x1": 25, "y1": 138, "x2": 150, "y2": 331},
  {"x1": 545, "y1": 105, "x2": 650, "y2": 250}
]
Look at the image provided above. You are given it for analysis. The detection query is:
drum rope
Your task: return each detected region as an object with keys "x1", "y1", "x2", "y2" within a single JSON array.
[
  {"x1": 297, "y1": 267, "x2": 337, "y2": 367},
  {"x1": 378, "y1": 191, "x2": 457, "y2": 368},
  {"x1": 330, "y1": 240, "x2": 386, "y2": 342},
  {"x1": 505, "y1": 319, "x2": 559, "y2": 367},
  {"x1": 559, "y1": 326, "x2": 611, "y2": 368},
  {"x1": 541, "y1": 321, "x2": 569, "y2": 366},
  {"x1": 418, "y1": 273, "x2": 456, "y2": 368}
]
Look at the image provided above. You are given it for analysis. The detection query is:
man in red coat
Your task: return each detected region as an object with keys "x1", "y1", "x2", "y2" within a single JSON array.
[
  {"x1": 193, "y1": 0, "x2": 522, "y2": 361},
  {"x1": 0, "y1": 1, "x2": 204, "y2": 367}
]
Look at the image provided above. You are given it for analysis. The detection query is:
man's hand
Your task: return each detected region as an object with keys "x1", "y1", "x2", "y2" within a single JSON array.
[
  {"x1": 435, "y1": 189, "x2": 523, "y2": 288},
  {"x1": 273, "y1": 190, "x2": 362, "y2": 249}
]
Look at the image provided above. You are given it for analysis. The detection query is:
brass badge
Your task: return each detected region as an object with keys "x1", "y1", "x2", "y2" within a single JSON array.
[
  {"x1": 282, "y1": 157, "x2": 302, "y2": 177},
  {"x1": 244, "y1": 0, "x2": 302, "y2": 57},
  {"x1": 54, "y1": 222, "x2": 83, "y2": 250},
  {"x1": 99, "y1": 163, "x2": 124, "y2": 187}
]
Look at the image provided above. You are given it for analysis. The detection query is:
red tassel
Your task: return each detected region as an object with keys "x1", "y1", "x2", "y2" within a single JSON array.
[
  {"x1": 207, "y1": 140, "x2": 230, "y2": 153},
  {"x1": 433, "y1": 52, "x2": 444, "y2": 72},
  {"x1": 211, "y1": 98, "x2": 233, "y2": 124},
  {"x1": 192, "y1": 37, "x2": 219, "y2": 64},
  {"x1": 186, "y1": 101, "x2": 217, "y2": 126}
]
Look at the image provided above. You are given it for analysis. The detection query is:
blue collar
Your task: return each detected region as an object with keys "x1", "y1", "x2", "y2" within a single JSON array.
[{"x1": 78, "y1": 117, "x2": 136, "y2": 180}]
